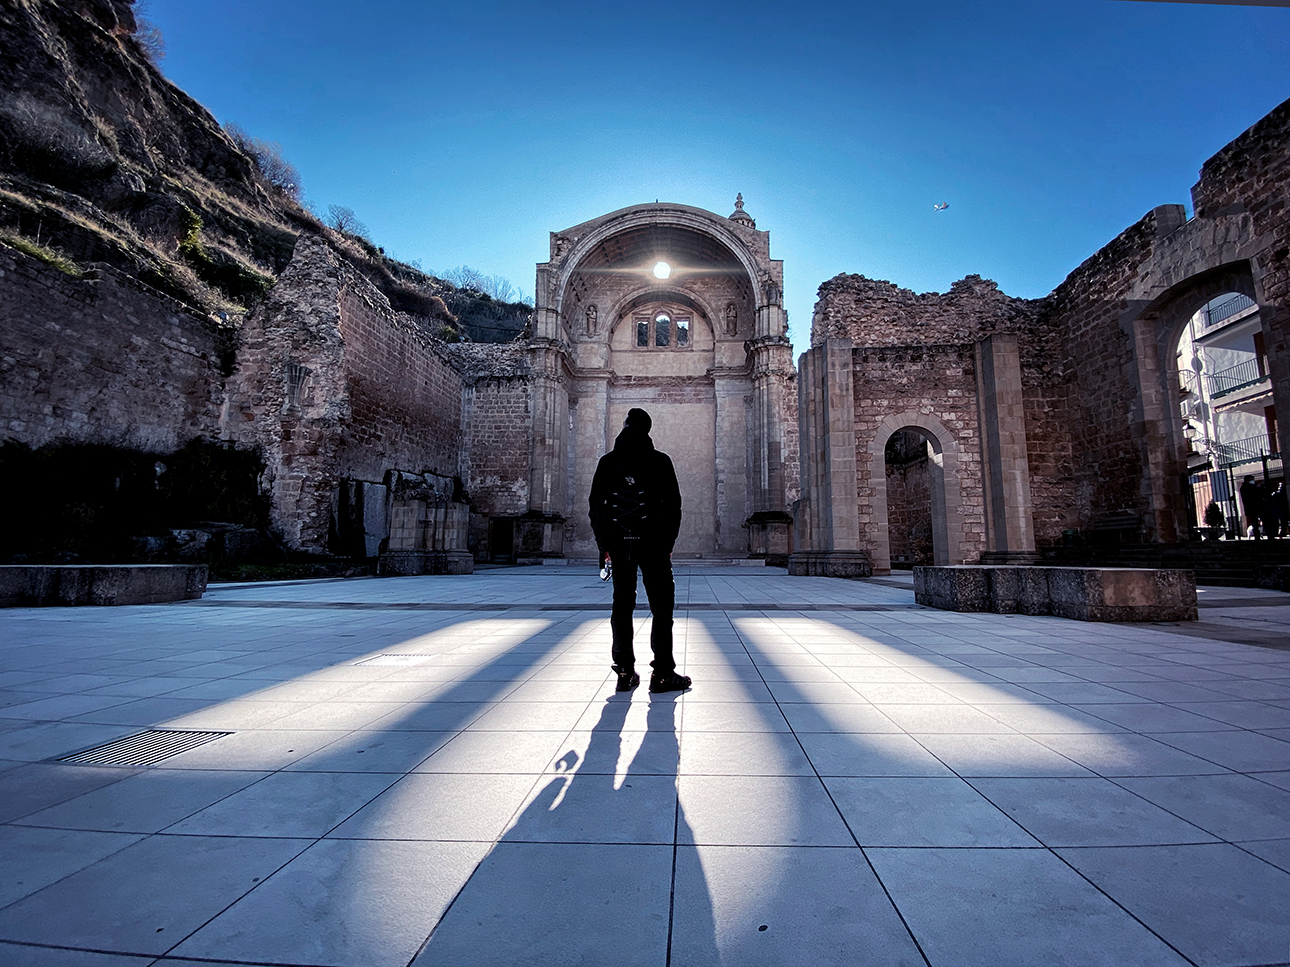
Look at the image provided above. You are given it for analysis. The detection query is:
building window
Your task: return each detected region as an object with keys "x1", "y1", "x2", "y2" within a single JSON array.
[{"x1": 633, "y1": 308, "x2": 692, "y2": 350}]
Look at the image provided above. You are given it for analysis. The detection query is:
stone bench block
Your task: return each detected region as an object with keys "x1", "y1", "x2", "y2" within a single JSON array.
[
  {"x1": 912, "y1": 565, "x2": 989, "y2": 611},
  {"x1": 913, "y1": 565, "x2": 1196, "y2": 622},
  {"x1": 1046, "y1": 567, "x2": 1197, "y2": 622},
  {"x1": 787, "y1": 551, "x2": 873, "y2": 580},
  {"x1": 0, "y1": 565, "x2": 208, "y2": 607},
  {"x1": 378, "y1": 550, "x2": 474, "y2": 576}
]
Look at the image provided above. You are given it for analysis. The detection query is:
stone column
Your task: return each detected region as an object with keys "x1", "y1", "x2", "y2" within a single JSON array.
[
  {"x1": 745, "y1": 331, "x2": 795, "y2": 562},
  {"x1": 788, "y1": 338, "x2": 872, "y2": 577},
  {"x1": 522, "y1": 338, "x2": 570, "y2": 558},
  {"x1": 975, "y1": 333, "x2": 1039, "y2": 563},
  {"x1": 713, "y1": 371, "x2": 750, "y2": 558}
]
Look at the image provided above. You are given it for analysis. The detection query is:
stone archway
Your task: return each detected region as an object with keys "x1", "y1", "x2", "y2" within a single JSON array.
[
  {"x1": 528, "y1": 200, "x2": 796, "y2": 561},
  {"x1": 866, "y1": 412, "x2": 967, "y2": 573}
]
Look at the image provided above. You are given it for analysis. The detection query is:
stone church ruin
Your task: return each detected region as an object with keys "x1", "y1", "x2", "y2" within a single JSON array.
[{"x1": 0, "y1": 0, "x2": 1285, "y2": 584}]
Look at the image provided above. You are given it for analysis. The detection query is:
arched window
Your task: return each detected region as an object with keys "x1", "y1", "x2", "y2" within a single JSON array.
[{"x1": 633, "y1": 306, "x2": 692, "y2": 350}]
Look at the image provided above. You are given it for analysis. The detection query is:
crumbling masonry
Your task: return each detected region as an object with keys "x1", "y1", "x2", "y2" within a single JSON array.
[{"x1": 1, "y1": 99, "x2": 1286, "y2": 573}]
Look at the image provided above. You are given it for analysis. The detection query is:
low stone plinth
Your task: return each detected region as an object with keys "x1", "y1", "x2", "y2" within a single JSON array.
[
  {"x1": 0, "y1": 565, "x2": 208, "y2": 607},
  {"x1": 914, "y1": 565, "x2": 1197, "y2": 622},
  {"x1": 787, "y1": 550, "x2": 873, "y2": 579},
  {"x1": 378, "y1": 550, "x2": 474, "y2": 576},
  {"x1": 1255, "y1": 565, "x2": 1290, "y2": 593}
]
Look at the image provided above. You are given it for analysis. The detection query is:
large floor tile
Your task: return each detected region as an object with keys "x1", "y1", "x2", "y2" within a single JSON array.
[
  {"x1": 0, "y1": 825, "x2": 143, "y2": 907},
  {"x1": 679, "y1": 730, "x2": 814, "y2": 776},
  {"x1": 16, "y1": 768, "x2": 268, "y2": 834},
  {"x1": 1030, "y1": 731, "x2": 1234, "y2": 777},
  {"x1": 1146, "y1": 728, "x2": 1290, "y2": 773},
  {"x1": 1236, "y1": 837, "x2": 1290, "y2": 873},
  {"x1": 0, "y1": 721, "x2": 133, "y2": 763},
  {"x1": 913, "y1": 732, "x2": 1094, "y2": 777},
  {"x1": 1112, "y1": 773, "x2": 1290, "y2": 841},
  {"x1": 165, "y1": 770, "x2": 399, "y2": 837},
  {"x1": 670, "y1": 845, "x2": 923, "y2": 966},
  {"x1": 0, "y1": 834, "x2": 309, "y2": 956},
  {"x1": 171, "y1": 838, "x2": 490, "y2": 967},
  {"x1": 1058, "y1": 843, "x2": 1290, "y2": 967},
  {"x1": 0, "y1": 761, "x2": 135, "y2": 823},
  {"x1": 283, "y1": 730, "x2": 454, "y2": 772},
  {"x1": 967, "y1": 777, "x2": 1219, "y2": 847},
  {"x1": 867, "y1": 847, "x2": 1190, "y2": 967},
  {"x1": 1169, "y1": 701, "x2": 1290, "y2": 730},
  {"x1": 413, "y1": 727, "x2": 572, "y2": 774},
  {"x1": 505, "y1": 770, "x2": 677, "y2": 844},
  {"x1": 825, "y1": 776, "x2": 1038, "y2": 847},
  {"x1": 328, "y1": 772, "x2": 537, "y2": 841},
  {"x1": 778, "y1": 702, "x2": 901, "y2": 733},
  {"x1": 150, "y1": 727, "x2": 350, "y2": 771},
  {"x1": 677, "y1": 775, "x2": 853, "y2": 846},
  {"x1": 0, "y1": 942, "x2": 153, "y2": 966},
  {"x1": 1071, "y1": 703, "x2": 1241, "y2": 733},
  {"x1": 877, "y1": 704, "x2": 1019, "y2": 734},
  {"x1": 412, "y1": 842, "x2": 672, "y2": 966},
  {"x1": 798, "y1": 731, "x2": 955, "y2": 776},
  {"x1": 676, "y1": 701, "x2": 791, "y2": 732}
]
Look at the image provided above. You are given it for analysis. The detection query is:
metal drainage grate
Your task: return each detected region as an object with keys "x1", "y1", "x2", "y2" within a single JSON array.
[
  {"x1": 59, "y1": 729, "x2": 232, "y2": 767},
  {"x1": 354, "y1": 654, "x2": 434, "y2": 667}
]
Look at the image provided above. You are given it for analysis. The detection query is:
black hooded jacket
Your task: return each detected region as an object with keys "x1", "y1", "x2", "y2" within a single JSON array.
[{"x1": 589, "y1": 425, "x2": 682, "y2": 553}]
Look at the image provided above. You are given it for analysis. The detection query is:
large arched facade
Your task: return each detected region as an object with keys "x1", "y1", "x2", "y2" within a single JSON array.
[{"x1": 525, "y1": 200, "x2": 796, "y2": 560}]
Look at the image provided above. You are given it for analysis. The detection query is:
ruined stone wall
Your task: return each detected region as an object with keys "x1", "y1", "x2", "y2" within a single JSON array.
[
  {"x1": 852, "y1": 343, "x2": 987, "y2": 563},
  {"x1": 223, "y1": 235, "x2": 471, "y2": 551},
  {"x1": 1041, "y1": 213, "x2": 1167, "y2": 532},
  {"x1": 463, "y1": 378, "x2": 532, "y2": 517},
  {"x1": 335, "y1": 284, "x2": 463, "y2": 483},
  {"x1": 812, "y1": 274, "x2": 1043, "y2": 349},
  {"x1": 1191, "y1": 97, "x2": 1290, "y2": 463},
  {"x1": 0, "y1": 242, "x2": 228, "y2": 451}
]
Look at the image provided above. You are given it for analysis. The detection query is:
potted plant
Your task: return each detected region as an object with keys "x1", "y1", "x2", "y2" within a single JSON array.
[{"x1": 1201, "y1": 500, "x2": 1226, "y2": 540}]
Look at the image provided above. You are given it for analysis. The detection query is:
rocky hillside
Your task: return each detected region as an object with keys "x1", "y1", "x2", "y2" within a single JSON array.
[{"x1": 0, "y1": 0, "x2": 528, "y2": 339}]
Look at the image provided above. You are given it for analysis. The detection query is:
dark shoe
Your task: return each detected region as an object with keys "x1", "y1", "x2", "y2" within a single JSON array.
[
  {"x1": 613, "y1": 666, "x2": 640, "y2": 692},
  {"x1": 649, "y1": 670, "x2": 692, "y2": 693}
]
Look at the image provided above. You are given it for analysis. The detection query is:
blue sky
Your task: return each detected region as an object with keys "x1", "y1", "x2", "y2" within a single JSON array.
[{"x1": 145, "y1": 0, "x2": 1289, "y2": 350}]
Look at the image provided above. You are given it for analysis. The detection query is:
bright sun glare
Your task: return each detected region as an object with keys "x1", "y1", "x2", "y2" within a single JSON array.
[{"x1": 652, "y1": 261, "x2": 671, "y2": 279}]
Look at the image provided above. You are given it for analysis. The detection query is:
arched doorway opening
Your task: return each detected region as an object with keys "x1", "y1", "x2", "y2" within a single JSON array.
[
  {"x1": 1173, "y1": 289, "x2": 1278, "y2": 537},
  {"x1": 884, "y1": 429, "x2": 938, "y2": 568},
  {"x1": 869, "y1": 419, "x2": 956, "y2": 570}
]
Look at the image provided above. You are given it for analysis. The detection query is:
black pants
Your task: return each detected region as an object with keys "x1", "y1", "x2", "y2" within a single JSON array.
[{"x1": 608, "y1": 546, "x2": 675, "y2": 674}]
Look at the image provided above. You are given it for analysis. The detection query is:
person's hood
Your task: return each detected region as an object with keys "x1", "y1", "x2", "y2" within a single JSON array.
[{"x1": 612, "y1": 425, "x2": 654, "y2": 457}]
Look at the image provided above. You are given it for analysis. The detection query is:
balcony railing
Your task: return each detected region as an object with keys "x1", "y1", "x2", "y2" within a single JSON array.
[
  {"x1": 1211, "y1": 433, "x2": 1279, "y2": 468},
  {"x1": 1201, "y1": 293, "x2": 1256, "y2": 330},
  {"x1": 1206, "y1": 357, "x2": 1269, "y2": 398}
]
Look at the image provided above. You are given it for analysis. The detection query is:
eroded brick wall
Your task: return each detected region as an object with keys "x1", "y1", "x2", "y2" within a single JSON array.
[
  {"x1": 463, "y1": 377, "x2": 532, "y2": 516},
  {"x1": 0, "y1": 243, "x2": 228, "y2": 451},
  {"x1": 336, "y1": 285, "x2": 463, "y2": 483}
]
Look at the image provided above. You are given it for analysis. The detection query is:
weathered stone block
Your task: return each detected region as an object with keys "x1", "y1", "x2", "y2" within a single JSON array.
[
  {"x1": 1046, "y1": 567, "x2": 1197, "y2": 622},
  {"x1": 915, "y1": 565, "x2": 1197, "y2": 621},
  {"x1": 787, "y1": 550, "x2": 873, "y2": 579},
  {"x1": 0, "y1": 565, "x2": 207, "y2": 607},
  {"x1": 913, "y1": 565, "x2": 989, "y2": 611},
  {"x1": 378, "y1": 550, "x2": 474, "y2": 576},
  {"x1": 1255, "y1": 565, "x2": 1290, "y2": 592}
]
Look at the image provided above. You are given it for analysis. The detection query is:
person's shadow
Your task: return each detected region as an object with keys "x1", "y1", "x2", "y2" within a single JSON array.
[{"x1": 417, "y1": 688, "x2": 720, "y2": 965}]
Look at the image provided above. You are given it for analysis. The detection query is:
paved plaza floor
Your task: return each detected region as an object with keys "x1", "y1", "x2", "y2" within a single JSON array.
[{"x1": 1, "y1": 565, "x2": 1288, "y2": 966}]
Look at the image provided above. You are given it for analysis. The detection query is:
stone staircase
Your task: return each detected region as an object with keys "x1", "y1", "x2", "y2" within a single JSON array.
[{"x1": 1039, "y1": 541, "x2": 1290, "y2": 587}]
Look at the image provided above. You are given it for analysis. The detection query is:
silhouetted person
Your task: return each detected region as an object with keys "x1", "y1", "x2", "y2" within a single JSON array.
[
  {"x1": 1240, "y1": 475, "x2": 1266, "y2": 540},
  {"x1": 1268, "y1": 481, "x2": 1288, "y2": 538},
  {"x1": 589, "y1": 408, "x2": 691, "y2": 693}
]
